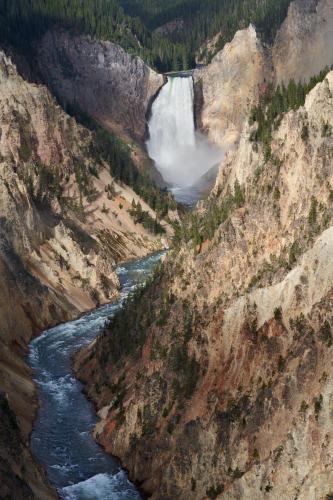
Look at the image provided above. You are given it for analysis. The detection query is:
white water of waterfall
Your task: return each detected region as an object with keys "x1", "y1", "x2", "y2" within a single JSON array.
[{"x1": 147, "y1": 76, "x2": 224, "y2": 190}]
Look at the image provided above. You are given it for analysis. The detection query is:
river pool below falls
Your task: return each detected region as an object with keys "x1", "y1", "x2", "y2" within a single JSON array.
[{"x1": 28, "y1": 252, "x2": 164, "y2": 499}]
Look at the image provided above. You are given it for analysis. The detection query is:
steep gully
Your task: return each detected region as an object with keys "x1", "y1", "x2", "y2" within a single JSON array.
[{"x1": 28, "y1": 76, "x2": 219, "y2": 498}]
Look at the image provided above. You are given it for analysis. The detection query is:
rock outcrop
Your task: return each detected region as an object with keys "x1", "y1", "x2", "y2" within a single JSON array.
[
  {"x1": 193, "y1": 25, "x2": 269, "y2": 148},
  {"x1": 38, "y1": 30, "x2": 164, "y2": 143},
  {"x1": 0, "y1": 48, "x2": 169, "y2": 497},
  {"x1": 77, "y1": 70, "x2": 333, "y2": 499},
  {"x1": 194, "y1": 0, "x2": 333, "y2": 150},
  {"x1": 273, "y1": 0, "x2": 333, "y2": 84}
]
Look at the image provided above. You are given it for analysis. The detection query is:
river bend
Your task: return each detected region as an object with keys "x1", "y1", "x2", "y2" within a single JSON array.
[{"x1": 28, "y1": 253, "x2": 163, "y2": 499}]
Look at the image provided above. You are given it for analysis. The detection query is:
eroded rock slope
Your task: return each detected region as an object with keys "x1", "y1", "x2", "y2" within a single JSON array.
[{"x1": 273, "y1": 0, "x2": 333, "y2": 84}]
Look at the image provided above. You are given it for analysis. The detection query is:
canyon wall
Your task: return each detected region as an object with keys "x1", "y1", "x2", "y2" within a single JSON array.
[
  {"x1": 193, "y1": 25, "x2": 269, "y2": 148},
  {"x1": 195, "y1": 0, "x2": 333, "y2": 150},
  {"x1": 273, "y1": 0, "x2": 333, "y2": 84},
  {"x1": 38, "y1": 31, "x2": 164, "y2": 143},
  {"x1": 77, "y1": 70, "x2": 333, "y2": 499},
  {"x1": 0, "y1": 48, "x2": 168, "y2": 498}
]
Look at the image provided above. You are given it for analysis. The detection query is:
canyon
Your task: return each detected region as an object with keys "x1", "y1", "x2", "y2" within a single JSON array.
[
  {"x1": 2, "y1": 0, "x2": 333, "y2": 498},
  {"x1": 75, "y1": 0, "x2": 333, "y2": 499}
]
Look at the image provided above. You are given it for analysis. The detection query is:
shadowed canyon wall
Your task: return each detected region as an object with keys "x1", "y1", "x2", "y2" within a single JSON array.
[{"x1": 38, "y1": 31, "x2": 164, "y2": 143}]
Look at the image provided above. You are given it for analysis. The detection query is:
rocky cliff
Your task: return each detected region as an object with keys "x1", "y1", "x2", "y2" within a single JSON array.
[
  {"x1": 273, "y1": 0, "x2": 333, "y2": 84},
  {"x1": 193, "y1": 25, "x2": 269, "y2": 148},
  {"x1": 77, "y1": 69, "x2": 333, "y2": 499},
  {"x1": 0, "y1": 48, "x2": 169, "y2": 498},
  {"x1": 194, "y1": 0, "x2": 333, "y2": 150},
  {"x1": 38, "y1": 31, "x2": 164, "y2": 143}
]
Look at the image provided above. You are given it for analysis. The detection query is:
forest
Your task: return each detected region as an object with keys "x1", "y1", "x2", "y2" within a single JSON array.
[
  {"x1": 0, "y1": 0, "x2": 292, "y2": 71},
  {"x1": 0, "y1": 0, "x2": 194, "y2": 72},
  {"x1": 119, "y1": 0, "x2": 293, "y2": 63}
]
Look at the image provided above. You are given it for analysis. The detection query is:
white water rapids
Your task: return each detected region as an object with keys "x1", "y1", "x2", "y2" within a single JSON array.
[
  {"x1": 28, "y1": 253, "x2": 164, "y2": 499},
  {"x1": 147, "y1": 76, "x2": 223, "y2": 190}
]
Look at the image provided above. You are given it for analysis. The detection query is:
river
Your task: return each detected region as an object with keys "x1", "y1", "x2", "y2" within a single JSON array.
[{"x1": 28, "y1": 252, "x2": 164, "y2": 499}]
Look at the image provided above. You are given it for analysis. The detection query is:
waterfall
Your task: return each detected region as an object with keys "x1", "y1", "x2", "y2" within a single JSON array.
[{"x1": 147, "y1": 76, "x2": 223, "y2": 189}]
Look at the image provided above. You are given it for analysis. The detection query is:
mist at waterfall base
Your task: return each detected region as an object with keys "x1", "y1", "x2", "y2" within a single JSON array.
[{"x1": 147, "y1": 76, "x2": 224, "y2": 203}]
